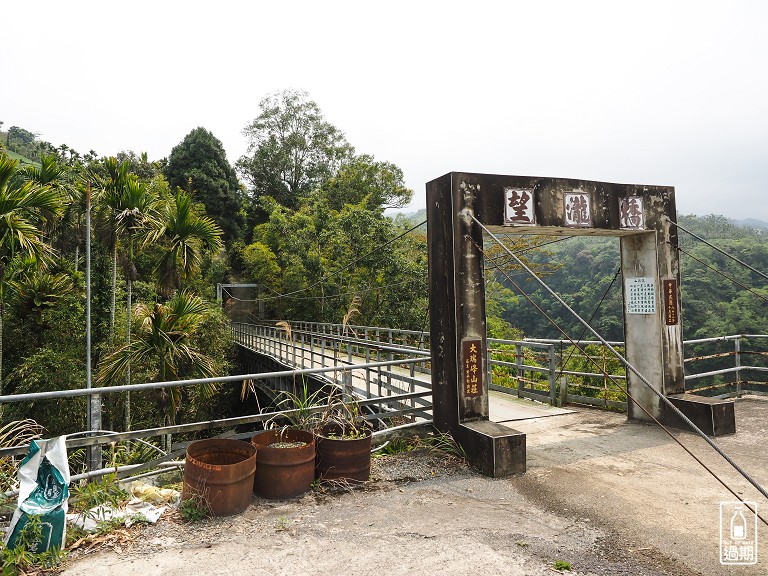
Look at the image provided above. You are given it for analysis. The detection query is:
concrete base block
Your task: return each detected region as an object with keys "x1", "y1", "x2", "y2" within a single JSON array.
[
  {"x1": 666, "y1": 393, "x2": 736, "y2": 436},
  {"x1": 458, "y1": 420, "x2": 526, "y2": 477}
]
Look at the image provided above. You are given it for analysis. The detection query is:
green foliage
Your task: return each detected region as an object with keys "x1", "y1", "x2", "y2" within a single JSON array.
[
  {"x1": 319, "y1": 154, "x2": 412, "y2": 213},
  {"x1": 240, "y1": 241, "x2": 281, "y2": 294},
  {"x1": 423, "y1": 431, "x2": 467, "y2": 461},
  {"x1": 5, "y1": 349, "x2": 87, "y2": 435},
  {"x1": 253, "y1": 197, "x2": 427, "y2": 327},
  {"x1": 70, "y1": 474, "x2": 129, "y2": 520},
  {"x1": 0, "y1": 155, "x2": 66, "y2": 275},
  {"x1": 97, "y1": 291, "x2": 221, "y2": 423},
  {"x1": 155, "y1": 188, "x2": 224, "y2": 292},
  {"x1": 165, "y1": 127, "x2": 244, "y2": 243},
  {"x1": 373, "y1": 437, "x2": 418, "y2": 456},
  {"x1": 180, "y1": 494, "x2": 210, "y2": 522},
  {"x1": 554, "y1": 559, "x2": 572, "y2": 571},
  {"x1": 261, "y1": 377, "x2": 328, "y2": 430},
  {"x1": 237, "y1": 88, "x2": 354, "y2": 218},
  {"x1": 1, "y1": 514, "x2": 67, "y2": 575}
]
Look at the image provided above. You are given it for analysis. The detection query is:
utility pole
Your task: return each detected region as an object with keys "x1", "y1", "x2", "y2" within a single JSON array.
[{"x1": 86, "y1": 182, "x2": 102, "y2": 470}]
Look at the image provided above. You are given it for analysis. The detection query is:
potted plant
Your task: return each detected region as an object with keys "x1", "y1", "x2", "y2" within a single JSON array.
[
  {"x1": 250, "y1": 379, "x2": 323, "y2": 499},
  {"x1": 314, "y1": 394, "x2": 373, "y2": 483}
]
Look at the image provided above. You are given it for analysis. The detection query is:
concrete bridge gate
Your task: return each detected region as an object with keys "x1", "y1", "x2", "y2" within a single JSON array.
[{"x1": 426, "y1": 172, "x2": 734, "y2": 478}]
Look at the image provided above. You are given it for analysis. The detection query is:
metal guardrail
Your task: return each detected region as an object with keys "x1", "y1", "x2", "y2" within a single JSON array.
[
  {"x1": 682, "y1": 334, "x2": 768, "y2": 396},
  {"x1": 231, "y1": 322, "x2": 432, "y2": 413},
  {"x1": 256, "y1": 322, "x2": 768, "y2": 410},
  {"x1": 489, "y1": 335, "x2": 768, "y2": 408},
  {"x1": 488, "y1": 338, "x2": 629, "y2": 410},
  {"x1": 3, "y1": 320, "x2": 765, "y2": 482},
  {"x1": 0, "y1": 332, "x2": 434, "y2": 485}
]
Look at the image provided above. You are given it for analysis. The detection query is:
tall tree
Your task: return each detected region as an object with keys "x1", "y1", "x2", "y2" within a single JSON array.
[
  {"x1": 164, "y1": 128, "x2": 243, "y2": 244},
  {"x1": 94, "y1": 156, "x2": 130, "y2": 341},
  {"x1": 156, "y1": 189, "x2": 223, "y2": 292},
  {"x1": 318, "y1": 154, "x2": 413, "y2": 213},
  {"x1": 96, "y1": 291, "x2": 218, "y2": 428},
  {"x1": 237, "y1": 89, "x2": 354, "y2": 220},
  {"x1": 0, "y1": 156, "x2": 64, "y2": 394}
]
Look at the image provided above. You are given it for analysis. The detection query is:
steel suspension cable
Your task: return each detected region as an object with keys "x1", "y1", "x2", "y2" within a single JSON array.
[
  {"x1": 479, "y1": 239, "x2": 768, "y2": 526},
  {"x1": 222, "y1": 277, "x2": 423, "y2": 303},
  {"x1": 251, "y1": 219, "x2": 427, "y2": 302},
  {"x1": 470, "y1": 213, "x2": 768, "y2": 506},
  {"x1": 671, "y1": 219, "x2": 768, "y2": 283},
  {"x1": 679, "y1": 246, "x2": 768, "y2": 305}
]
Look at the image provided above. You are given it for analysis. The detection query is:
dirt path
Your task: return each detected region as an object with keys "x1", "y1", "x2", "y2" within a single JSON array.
[{"x1": 61, "y1": 397, "x2": 768, "y2": 576}]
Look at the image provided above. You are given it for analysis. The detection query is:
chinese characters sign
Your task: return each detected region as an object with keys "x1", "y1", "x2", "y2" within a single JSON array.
[
  {"x1": 720, "y1": 501, "x2": 758, "y2": 565},
  {"x1": 564, "y1": 192, "x2": 592, "y2": 227},
  {"x1": 619, "y1": 196, "x2": 645, "y2": 230},
  {"x1": 625, "y1": 277, "x2": 656, "y2": 315},
  {"x1": 504, "y1": 187, "x2": 535, "y2": 225},
  {"x1": 462, "y1": 338, "x2": 484, "y2": 397},
  {"x1": 663, "y1": 279, "x2": 678, "y2": 325}
]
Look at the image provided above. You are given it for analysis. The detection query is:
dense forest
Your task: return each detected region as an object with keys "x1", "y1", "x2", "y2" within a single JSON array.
[
  {"x1": 1, "y1": 90, "x2": 767, "y2": 442},
  {"x1": 495, "y1": 215, "x2": 768, "y2": 342},
  {"x1": 0, "y1": 90, "x2": 428, "y2": 440}
]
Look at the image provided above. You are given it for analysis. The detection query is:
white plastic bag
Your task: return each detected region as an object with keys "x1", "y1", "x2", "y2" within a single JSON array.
[{"x1": 4, "y1": 436, "x2": 70, "y2": 552}]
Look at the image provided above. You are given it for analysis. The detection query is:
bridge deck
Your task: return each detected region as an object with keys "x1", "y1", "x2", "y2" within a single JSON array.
[{"x1": 235, "y1": 327, "x2": 574, "y2": 423}]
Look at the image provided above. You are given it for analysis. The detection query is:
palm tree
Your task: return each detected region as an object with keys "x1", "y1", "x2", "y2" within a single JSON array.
[
  {"x1": 156, "y1": 189, "x2": 223, "y2": 292},
  {"x1": 93, "y1": 156, "x2": 130, "y2": 341},
  {"x1": 96, "y1": 291, "x2": 219, "y2": 443},
  {"x1": 8, "y1": 266, "x2": 73, "y2": 348},
  {"x1": 95, "y1": 164, "x2": 159, "y2": 432},
  {"x1": 0, "y1": 156, "x2": 65, "y2": 394},
  {"x1": 22, "y1": 153, "x2": 80, "y2": 260}
]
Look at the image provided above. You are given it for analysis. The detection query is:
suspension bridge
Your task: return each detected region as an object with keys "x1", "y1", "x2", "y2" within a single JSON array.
[{"x1": 1, "y1": 171, "x2": 766, "y2": 519}]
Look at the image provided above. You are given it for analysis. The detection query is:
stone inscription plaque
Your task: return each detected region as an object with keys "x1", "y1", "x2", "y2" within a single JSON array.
[
  {"x1": 504, "y1": 187, "x2": 535, "y2": 225},
  {"x1": 626, "y1": 277, "x2": 656, "y2": 315},
  {"x1": 462, "y1": 338, "x2": 484, "y2": 397}
]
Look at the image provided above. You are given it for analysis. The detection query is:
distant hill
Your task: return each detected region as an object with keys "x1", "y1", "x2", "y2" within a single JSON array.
[
  {"x1": 2, "y1": 147, "x2": 40, "y2": 167},
  {"x1": 732, "y1": 218, "x2": 768, "y2": 231}
]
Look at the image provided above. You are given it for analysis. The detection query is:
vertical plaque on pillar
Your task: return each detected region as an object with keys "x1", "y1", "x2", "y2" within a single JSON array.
[
  {"x1": 564, "y1": 191, "x2": 592, "y2": 227},
  {"x1": 663, "y1": 279, "x2": 679, "y2": 325},
  {"x1": 625, "y1": 277, "x2": 657, "y2": 314},
  {"x1": 504, "y1": 187, "x2": 535, "y2": 226},
  {"x1": 462, "y1": 338, "x2": 484, "y2": 397}
]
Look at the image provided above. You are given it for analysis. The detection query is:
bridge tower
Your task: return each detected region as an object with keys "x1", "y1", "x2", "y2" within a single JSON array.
[{"x1": 427, "y1": 172, "x2": 733, "y2": 478}]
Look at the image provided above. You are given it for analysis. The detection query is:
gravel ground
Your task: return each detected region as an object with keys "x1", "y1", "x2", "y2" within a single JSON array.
[
  {"x1": 50, "y1": 397, "x2": 768, "y2": 575},
  {"x1": 61, "y1": 447, "x2": 698, "y2": 576}
]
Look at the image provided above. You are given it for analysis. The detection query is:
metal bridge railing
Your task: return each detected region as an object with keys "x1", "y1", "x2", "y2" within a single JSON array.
[
  {"x1": 490, "y1": 334, "x2": 768, "y2": 409},
  {"x1": 488, "y1": 338, "x2": 629, "y2": 410},
  {"x1": 259, "y1": 322, "x2": 768, "y2": 410},
  {"x1": 231, "y1": 322, "x2": 432, "y2": 417},
  {"x1": 0, "y1": 352, "x2": 433, "y2": 481},
  {"x1": 683, "y1": 334, "x2": 768, "y2": 396}
]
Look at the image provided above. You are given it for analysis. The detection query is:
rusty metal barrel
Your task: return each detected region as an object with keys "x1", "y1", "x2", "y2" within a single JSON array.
[
  {"x1": 315, "y1": 425, "x2": 372, "y2": 482},
  {"x1": 251, "y1": 429, "x2": 315, "y2": 499},
  {"x1": 182, "y1": 438, "x2": 257, "y2": 516}
]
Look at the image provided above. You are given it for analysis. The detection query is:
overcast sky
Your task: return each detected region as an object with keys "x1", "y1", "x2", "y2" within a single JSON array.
[{"x1": 3, "y1": 1, "x2": 767, "y2": 221}]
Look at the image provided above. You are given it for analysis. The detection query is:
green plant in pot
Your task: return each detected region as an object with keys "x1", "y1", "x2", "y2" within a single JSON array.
[
  {"x1": 250, "y1": 378, "x2": 323, "y2": 499},
  {"x1": 314, "y1": 392, "x2": 373, "y2": 483}
]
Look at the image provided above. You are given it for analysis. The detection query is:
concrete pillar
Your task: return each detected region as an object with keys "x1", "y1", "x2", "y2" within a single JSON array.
[{"x1": 427, "y1": 173, "x2": 526, "y2": 477}]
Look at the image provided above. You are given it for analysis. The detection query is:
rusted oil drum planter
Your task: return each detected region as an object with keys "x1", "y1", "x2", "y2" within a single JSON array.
[
  {"x1": 315, "y1": 424, "x2": 372, "y2": 482},
  {"x1": 251, "y1": 429, "x2": 316, "y2": 499},
  {"x1": 182, "y1": 438, "x2": 257, "y2": 517}
]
